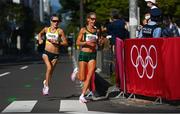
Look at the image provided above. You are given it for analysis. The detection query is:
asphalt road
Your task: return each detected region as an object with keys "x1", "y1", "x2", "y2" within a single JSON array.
[{"x1": 0, "y1": 54, "x2": 180, "y2": 113}]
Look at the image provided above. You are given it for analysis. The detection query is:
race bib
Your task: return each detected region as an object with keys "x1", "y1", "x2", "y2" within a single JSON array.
[
  {"x1": 46, "y1": 33, "x2": 59, "y2": 40},
  {"x1": 86, "y1": 34, "x2": 98, "y2": 42}
]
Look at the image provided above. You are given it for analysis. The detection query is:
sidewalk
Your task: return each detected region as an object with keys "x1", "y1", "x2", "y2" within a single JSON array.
[{"x1": 0, "y1": 53, "x2": 42, "y2": 65}]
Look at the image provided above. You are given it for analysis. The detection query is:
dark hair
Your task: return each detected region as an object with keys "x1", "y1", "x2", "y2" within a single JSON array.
[
  {"x1": 50, "y1": 14, "x2": 61, "y2": 21},
  {"x1": 110, "y1": 9, "x2": 119, "y2": 19},
  {"x1": 150, "y1": 8, "x2": 162, "y2": 22}
]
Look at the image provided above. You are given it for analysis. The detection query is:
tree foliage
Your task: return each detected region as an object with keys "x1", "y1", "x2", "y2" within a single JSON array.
[
  {"x1": 59, "y1": 0, "x2": 180, "y2": 30},
  {"x1": 157, "y1": 0, "x2": 180, "y2": 19},
  {"x1": 85, "y1": 0, "x2": 129, "y2": 21}
]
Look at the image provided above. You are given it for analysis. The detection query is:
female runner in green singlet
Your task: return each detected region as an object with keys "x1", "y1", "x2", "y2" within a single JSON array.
[{"x1": 74, "y1": 12, "x2": 103, "y2": 103}]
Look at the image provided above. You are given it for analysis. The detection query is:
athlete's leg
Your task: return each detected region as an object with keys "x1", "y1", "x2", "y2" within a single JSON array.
[
  {"x1": 78, "y1": 61, "x2": 87, "y2": 81},
  {"x1": 78, "y1": 61, "x2": 89, "y2": 103},
  {"x1": 42, "y1": 54, "x2": 53, "y2": 87},
  {"x1": 82, "y1": 60, "x2": 96, "y2": 97},
  {"x1": 49, "y1": 59, "x2": 58, "y2": 81}
]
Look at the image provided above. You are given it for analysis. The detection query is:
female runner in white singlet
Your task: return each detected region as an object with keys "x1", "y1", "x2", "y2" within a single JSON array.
[{"x1": 38, "y1": 14, "x2": 68, "y2": 95}]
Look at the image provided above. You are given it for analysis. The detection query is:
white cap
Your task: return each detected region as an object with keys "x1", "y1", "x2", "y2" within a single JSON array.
[{"x1": 145, "y1": 0, "x2": 156, "y2": 4}]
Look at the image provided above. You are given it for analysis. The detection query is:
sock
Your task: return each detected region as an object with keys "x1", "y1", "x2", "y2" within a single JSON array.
[{"x1": 80, "y1": 94, "x2": 84, "y2": 97}]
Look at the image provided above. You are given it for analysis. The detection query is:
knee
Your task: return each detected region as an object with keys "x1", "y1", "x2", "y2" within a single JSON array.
[
  {"x1": 47, "y1": 65, "x2": 52, "y2": 72},
  {"x1": 78, "y1": 73, "x2": 86, "y2": 81}
]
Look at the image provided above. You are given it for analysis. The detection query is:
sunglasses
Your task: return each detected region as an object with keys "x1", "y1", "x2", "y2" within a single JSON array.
[
  {"x1": 90, "y1": 17, "x2": 96, "y2": 21},
  {"x1": 51, "y1": 20, "x2": 60, "y2": 23}
]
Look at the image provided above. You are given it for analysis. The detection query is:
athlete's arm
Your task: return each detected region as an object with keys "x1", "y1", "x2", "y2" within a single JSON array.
[
  {"x1": 38, "y1": 27, "x2": 47, "y2": 44},
  {"x1": 59, "y1": 29, "x2": 68, "y2": 46},
  {"x1": 76, "y1": 28, "x2": 95, "y2": 47},
  {"x1": 76, "y1": 28, "x2": 87, "y2": 46}
]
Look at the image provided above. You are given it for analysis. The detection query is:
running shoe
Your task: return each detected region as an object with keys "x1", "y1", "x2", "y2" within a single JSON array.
[
  {"x1": 71, "y1": 67, "x2": 78, "y2": 81},
  {"x1": 79, "y1": 95, "x2": 87, "y2": 103},
  {"x1": 42, "y1": 80, "x2": 49, "y2": 95},
  {"x1": 86, "y1": 91, "x2": 94, "y2": 98},
  {"x1": 85, "y1": 91, "x2": 94, "y2": 100},
  {"x1": 79, "y1": 81, "x2": 84, "y2": 88}
]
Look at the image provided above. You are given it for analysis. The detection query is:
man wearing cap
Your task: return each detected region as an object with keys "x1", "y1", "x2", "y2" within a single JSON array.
[
  {"x1": 145, "y1": 0, "x2": 158, "y2": 10},
  {"x1": 138, "y1": 0, "x2": 162, "y2": 38}
]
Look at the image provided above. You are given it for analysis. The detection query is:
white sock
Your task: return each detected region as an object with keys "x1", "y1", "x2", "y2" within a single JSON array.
[{"x1": 80, "y1": 94, "x2": 84, "y2": 97}]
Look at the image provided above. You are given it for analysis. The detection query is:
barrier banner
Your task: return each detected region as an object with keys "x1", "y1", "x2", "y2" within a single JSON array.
[
  {"x1": 124, "y1": 38, "x2": 164, "y2": 97},
  {"x1": 162, "y1": 38, "x2": 180, "y2": 100},
  {"x1": 115, "y1": 38, "x2": 125, "y2": 91}
]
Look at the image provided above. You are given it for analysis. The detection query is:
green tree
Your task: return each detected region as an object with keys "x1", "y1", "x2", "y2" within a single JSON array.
[
  {"x1": 59, "y1": 0, "x2": 180, "y2": 24},
  {"x1": 85, "y1": 0, "x2": 129, "y2": 22},
  {"x1": 157, "y1": 0, "x2": 180, "y2": 19}
]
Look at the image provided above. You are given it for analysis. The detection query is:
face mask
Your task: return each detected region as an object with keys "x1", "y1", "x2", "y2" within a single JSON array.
[{"x1": 145, "y1": 15, "x2": 150, "y2": 20}]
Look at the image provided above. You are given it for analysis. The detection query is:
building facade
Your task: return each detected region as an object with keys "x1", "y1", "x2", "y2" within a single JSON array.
[{"x1": 12, "y1": 0, "x2": 51, "y2": 22}]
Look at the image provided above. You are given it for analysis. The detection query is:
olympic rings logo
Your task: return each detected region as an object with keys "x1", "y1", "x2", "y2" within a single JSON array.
[{"x1": 130, "y1": 45, "x2": 157, "y2": 79}]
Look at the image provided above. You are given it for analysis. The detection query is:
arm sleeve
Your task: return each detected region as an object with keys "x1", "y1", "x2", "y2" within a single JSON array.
[{"x1": 153, "y1": 27, "x2": 162, "y2": 38}]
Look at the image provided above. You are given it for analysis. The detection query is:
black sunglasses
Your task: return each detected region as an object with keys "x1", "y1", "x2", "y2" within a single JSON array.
[
  {"x1": 90, "y1": 17, "x2": 96, "y2": 21},
  {"x1": 51, "y1": 20, "x2": 60, "y2": 23}
]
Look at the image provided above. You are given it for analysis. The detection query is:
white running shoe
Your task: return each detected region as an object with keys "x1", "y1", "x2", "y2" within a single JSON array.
[
  {"x1": 71, "y1": 67, "x2": 78, "y2": 81},
  {"x1": 86, "y1": 91, "x2": 94, "y2": 98},
  {"x1": 42, "y1": 80, "x2": 49, "y2": 95},
  {"x1": 79, "y1": 95, "x2": 87, "y2": 103}
]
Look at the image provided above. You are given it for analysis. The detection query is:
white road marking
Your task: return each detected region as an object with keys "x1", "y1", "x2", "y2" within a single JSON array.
[
  {"x1": 0, "y1": 72, "x2": 10, "y2": 77},
  {"x1": 59, "y1": 100, "x2": 88, "y2": 112},
  {"x1": 20, "y1": 66, "x2": 28, "y2": 70},
  {"x1": 2, "y1": 100, "x2": 37, "y2": 112},
  {"x1": 65, "y1": 112, "x2": 118, "y2": 114}
]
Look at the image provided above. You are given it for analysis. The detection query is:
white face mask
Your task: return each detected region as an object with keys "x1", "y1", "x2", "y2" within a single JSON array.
[{"x1": 145, "y1": 15, "x2": 151, "y2": 20}]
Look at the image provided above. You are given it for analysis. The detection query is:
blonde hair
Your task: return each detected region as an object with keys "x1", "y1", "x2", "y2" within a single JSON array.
[
  {"x1": 86, "y1": 12, "x2": 96, "y2": 25},
  {"x1": 86, "y1": 12, "x2": 96, "y2": 19}
]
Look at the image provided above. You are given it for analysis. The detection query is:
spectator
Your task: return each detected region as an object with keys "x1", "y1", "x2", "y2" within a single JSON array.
[
  {"x1": 139, "y1": 1, "x2": 162, "y2": 38},
  {"x1": 145, "y1": 0, "x2": 158, "y2": 10},
  {"x1": 176, "y1": 20, "x2": 180, "y2": 35},
  {"x1": 162, "y1": 15, "x2": 180, "y2": 37},
  {"x1": 137, "y1": 13, "x2": 151, "y2": 38},
  {"x1": 143, "y1": 13, "x2": 151, "y2": 25},
  {"x1": 106, "y1": 9, "x2": 128, "y2": 53}
]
